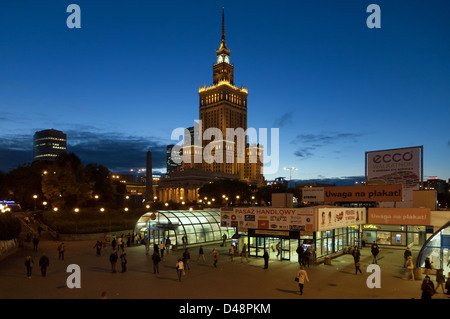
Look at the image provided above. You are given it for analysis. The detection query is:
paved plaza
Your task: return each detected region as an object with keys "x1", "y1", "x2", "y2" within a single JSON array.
[{"x1": 1, "y1": 235, "x2": 448, "y2": 301}]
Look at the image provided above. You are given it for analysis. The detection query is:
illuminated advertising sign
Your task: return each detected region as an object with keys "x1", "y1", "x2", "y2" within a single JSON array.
[
  {"x1": 368, "y1": 208, "x2": 430, "y2": 225},
  {"x1": 317, "y1": 207, "x2": 367, "y2": 231},
  {"x1": 324, "y1": 184, "x2": 403, "y2": 202},
  {"x1": 221, "y1": 207, "x2": 315, "y2": 232},
  {"x1": 365, "y1": 146, "x2": 422, "y2": 208}
]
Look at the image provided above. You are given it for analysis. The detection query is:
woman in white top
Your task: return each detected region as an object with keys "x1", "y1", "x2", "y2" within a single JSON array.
[
  {"x1": 297, "y1": 266, "x2": 309, "y2": 295},
  {"x1": 176, "y1": 259, "x2": 184, "y2": 282}
]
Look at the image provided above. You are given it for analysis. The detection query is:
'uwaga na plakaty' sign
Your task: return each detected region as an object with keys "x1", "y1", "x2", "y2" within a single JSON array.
[{"x1": 303, "y1": 184, "x2": 403, "y2": 202}]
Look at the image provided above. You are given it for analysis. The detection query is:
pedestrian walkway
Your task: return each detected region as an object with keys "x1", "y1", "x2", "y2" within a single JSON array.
[{"x1": 1, "y1": 236, "x2": 448, "y2": 300}]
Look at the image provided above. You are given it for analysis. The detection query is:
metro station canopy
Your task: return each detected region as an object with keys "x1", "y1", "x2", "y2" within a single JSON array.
[{"x1": 135, "y1": 209, "x2": 235, "y2": 246}]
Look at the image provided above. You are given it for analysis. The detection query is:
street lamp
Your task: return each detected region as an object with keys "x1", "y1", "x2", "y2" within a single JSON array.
[
  {"x1": 284, "y1": 167, "x2": 298, "y2": 188},
  {"x1": 33, "y1": 195, "x2": 37, "y2": 210}
]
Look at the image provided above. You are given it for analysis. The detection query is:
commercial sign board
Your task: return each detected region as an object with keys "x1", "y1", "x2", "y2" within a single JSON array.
[
  {"x1": 302, "y1": 184, "x2": 403, "y2": 202},
  {"x1": 365, "y1": 146, "x2": 422, "y2": 207},
  {"x1": 368, "y1": 208, "x2": 430, "y2": 226},
  {"x1": 301, "y1": 187, "x2": 324, "y2": 202},
  {"x1": 323, "y1": 184, "x2": 403, "y2": 202},
  {"x1": 317, "y1": 207, "x2": 367, "y2": 231},
  {"x1": 221, "y1": 207, "x2": 315, "y2": 232}
]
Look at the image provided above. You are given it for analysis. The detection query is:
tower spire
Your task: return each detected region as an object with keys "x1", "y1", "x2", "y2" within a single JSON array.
[{"x1": 221, "y1": 7, "x2": 226, "y2": 48}]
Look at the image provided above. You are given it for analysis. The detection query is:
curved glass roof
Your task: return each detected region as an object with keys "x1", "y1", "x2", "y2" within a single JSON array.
[
  {"x1": 135, "y1": 209, "x2": 235, "y2": 246},
  {"x1": 416, "y1": 221, "x2": 450, "y2": 271}
]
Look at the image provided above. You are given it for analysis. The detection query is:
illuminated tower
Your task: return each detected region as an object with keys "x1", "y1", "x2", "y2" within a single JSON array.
[
  {"x1": 33, "y1": 129, "x2": 67, "y2": 161},
  {"x1": 198, "y1": 8, "x2": 249, "y2": 175}
]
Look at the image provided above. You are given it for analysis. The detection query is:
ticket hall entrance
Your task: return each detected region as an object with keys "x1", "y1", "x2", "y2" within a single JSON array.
[{"x1": 247, "y1": 229, "x2": 300, "y2": 261}]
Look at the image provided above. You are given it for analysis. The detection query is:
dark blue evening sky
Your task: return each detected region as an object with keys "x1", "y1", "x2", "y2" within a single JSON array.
[{"x1": 1, "y1": 0, "x2": 449, "y2": 182}]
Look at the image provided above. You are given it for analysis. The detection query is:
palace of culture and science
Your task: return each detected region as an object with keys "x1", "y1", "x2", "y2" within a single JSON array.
[{"x1": 155, "y1": 9, "x2": 265, "y2": 203}]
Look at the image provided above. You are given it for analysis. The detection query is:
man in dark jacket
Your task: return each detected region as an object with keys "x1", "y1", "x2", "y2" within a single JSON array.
[
  {"x1": 39, "y1": 254, "x2": 50, "y2": 276},
  {"x1": 371, "y1": 243, "x2": 379, "y2": 264},
  {"x1": 109, "y1": 250, "x2": 118, "y2": 273}
]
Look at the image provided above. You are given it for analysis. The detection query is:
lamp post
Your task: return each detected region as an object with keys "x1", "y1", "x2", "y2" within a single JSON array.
[
  {"x1": 33, "y1": 195, "x2": 38, "y2": 210},
  {"x1": 284, "y1": 167, "x2": 298, "y2": 189}
]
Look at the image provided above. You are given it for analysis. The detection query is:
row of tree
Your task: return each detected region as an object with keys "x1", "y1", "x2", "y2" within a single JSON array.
[{"x1": 0, "y1": 153, "x2": 126, "y2": 211}]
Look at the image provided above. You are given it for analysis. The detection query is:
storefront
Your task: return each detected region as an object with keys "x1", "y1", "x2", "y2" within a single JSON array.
[
  {"x1": 365, "y1": 207, "x2": 431, "y2": 248},
  {"x1": 221, "y1": 206, "x2": 366, "y2": 262}
]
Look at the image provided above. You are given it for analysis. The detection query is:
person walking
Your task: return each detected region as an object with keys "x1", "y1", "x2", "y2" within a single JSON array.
[
  {"x1": 352, "y1": 246, "x2": 362, "y2": 275},
  {"x1": 197, "y1": 245, "x2": 206, "y2": 263},
  {"x1": 403, "y1": 247, "x2": 412, "y2": 268},
  {"x1": 296, "y1": 245, "x2": 304, "y2": 266},
  {"x1": 229, "y1": 244, "x2": 235, "y2": 262},
  {"x1": 25, "y1": 256, "x2": 34, "y2": 279},
  {"x1": 445, "y1": 272, "x2": 450, "y2": 296},
  {"x1": 421, "y1": 275, "x2": 435, "y2": 299},
  {"x1": 213, "y1": 248, "x2": 219, "y2": 268},
  {"x1": 39, "y1": 253, "x2": 50, "y2": 277},
  {"x1": 435, "y1": 268, "x2": 446, "y2": 294},
  {"x1": 405, "y1": 256, "x2": 415, "y2": 280},
  {"x1": 126, "y1": 233, "x2": 131, "y2": 247},
  {"x1": 263, "y1": 249, "x2": 269, "y2": 269},
  {"x1": 109, "y1": 250, "x2": 118, "y2": 273},
  {"x1": 424, "y1": 257, "x2": 433, "y2": 276},
  {"x1": 241, "y1": 243, "x2": 248, "y2": 263},
  {"x1": 158, "y1": 241, "x2": 165, "y2": 259},
  {"x1": 120, "y1": 250, "x2": 127, "y2": 273},
  {"x1": 176, "y1": 258, "x2": 184, "y2": 281},
  {"x1": 165, "y1": 237, "x2": 171, "y2": 254},
  {"x1": 296, "y1": 266, "x2": 309, "y2": 295},
  {"x1": 111, "y1": 237, "x2": 117, "y2": 251},
  {"x1": 93, "y1": 240, "x2": 102, "y2": 256},
  {"x1": 183, "y1": 249, "x2": 191, "y2": 270},
  {"x1": 304, "y1": 247, "x2": 312, "y2": 268},
  {"x1": 57, "y1": 242, "x2": 65, "y2": 260},
  {"x1": 371, "y1": 243, "x2": 379, "y2": 264},
  {"x1": 152, "y1": 251, "x2": 161, "y2": 274},
  {"x1": 144, "y1": 238, "x2": 150, "y2": 255},
  {"x1": 222, "y1": 233, "x2": 227, "y2": 247},
  {"x1": 182, "y1": 234, "x2": 188, "y2": 249},
  {"x1": 276, "y1": 241, "x2": 281, "y2": 259},
  {"x1": 32, "y1": 236, "x2": 39, "y2": 251}
]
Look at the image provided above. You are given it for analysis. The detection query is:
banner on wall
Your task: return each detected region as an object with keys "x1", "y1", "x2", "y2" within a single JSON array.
[
  {"x1": 368, "y1": 208, "x2": 430, "y2": 225},
  {"x1": 220, "y1": 207, "x2": 315, "y2": 232},
  {"x1": 317, "y1": 207, "x2": 367, "y2": 231},
  {"x1": 302, "y1": 184, "x2": 403, "y2": 202}
]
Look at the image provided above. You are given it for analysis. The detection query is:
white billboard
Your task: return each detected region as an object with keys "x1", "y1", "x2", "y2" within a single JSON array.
[
  {"x1": 317, "y1": 207, "x2": 366, "y2": 231},
  {"x1": 366, "y1": 146, "x2": 422, "y2": 208}
]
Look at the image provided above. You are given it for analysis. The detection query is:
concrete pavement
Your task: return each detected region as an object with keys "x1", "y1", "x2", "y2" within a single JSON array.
[{"x1": 1, "y1": 234, "x2": 448, "y2": 301}]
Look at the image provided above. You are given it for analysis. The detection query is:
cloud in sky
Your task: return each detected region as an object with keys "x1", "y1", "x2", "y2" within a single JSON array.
[
  {"x1": 292, "y1": 132, "x2": 362, "y2": 160},
  {"x1": 0, "y1": 130, "x2": 168, "y2": 173},
  {"x1": 273, "y1": 111, "x2": 294, "y2": 128}
]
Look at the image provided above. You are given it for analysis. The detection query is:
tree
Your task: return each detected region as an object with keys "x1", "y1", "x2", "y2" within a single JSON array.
[
  {"x1": 85, "y1": 164, "x2": 115, "y2": 204},
  {"x1": 41, "y1": 153, "x2": 93, "y2": 209}
]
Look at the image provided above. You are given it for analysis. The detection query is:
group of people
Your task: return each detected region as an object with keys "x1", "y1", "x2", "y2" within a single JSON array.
[
  {"x1": 296, "y1": 244, "x2": 313, "y2": 268},
  {"x1": 24, "y1": 242, "x2": 65, "y2": 279}
]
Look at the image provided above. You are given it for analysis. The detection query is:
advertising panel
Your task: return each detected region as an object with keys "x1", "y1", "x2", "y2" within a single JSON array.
[
  {"x1": 365, "y1": 146, "x2": 422, "y2": 208},
  {"x1": 317, "y1": 207, "x2": 366, "y2": 231},
  {"x1": 220, "y1": 207, "x2": 315, "y2": 232},
  {"x1": 301, "y1": 187, "x2": 324, "y2": 202},
  {"x1": 301, "y1": 184, "x2": 403, "y2": 202},
  {"x1": 324, "y1": 184, "x2": 403, "y2": 202},
  {"x1": 368, "y1": 208, "x2": 430, "y2": 226}
]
